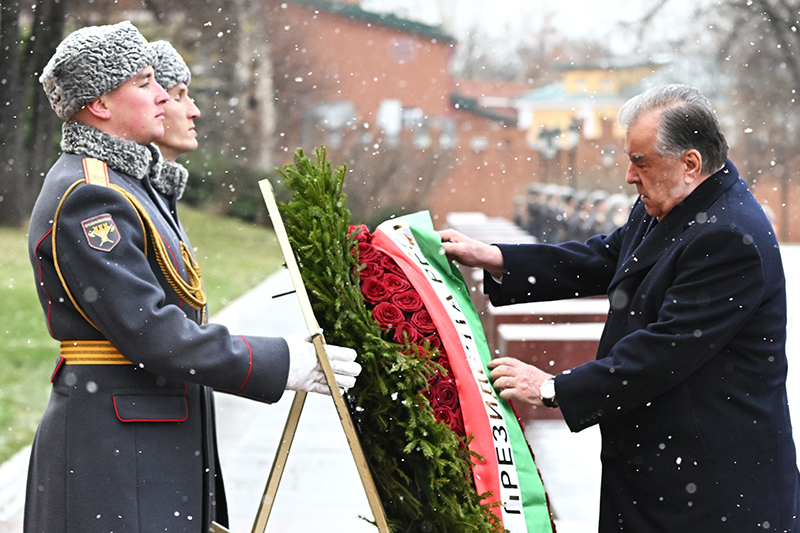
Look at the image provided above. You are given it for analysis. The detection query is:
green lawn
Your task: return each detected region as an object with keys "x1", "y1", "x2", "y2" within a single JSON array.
[{"x1": 0, "y1": 205, "x2": 282, "y2": 464}]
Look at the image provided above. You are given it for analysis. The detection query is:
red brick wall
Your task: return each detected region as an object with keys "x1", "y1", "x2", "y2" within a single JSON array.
[
  {"x1": 427, "y1": 113, "x2": 630, "y2": 225},
  {"x1": 264, "y1": 1, "x2": 454, "y2": 124}
]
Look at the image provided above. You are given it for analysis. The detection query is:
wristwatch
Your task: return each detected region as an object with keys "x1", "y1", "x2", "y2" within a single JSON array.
[{"x1": 540, "y1": 376, "x2": 558, "y2": 408}]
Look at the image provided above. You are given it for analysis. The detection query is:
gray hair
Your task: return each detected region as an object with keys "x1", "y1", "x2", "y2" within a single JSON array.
[{"x1": 617, "y1": 84, "x2": 728, "y2": 175}]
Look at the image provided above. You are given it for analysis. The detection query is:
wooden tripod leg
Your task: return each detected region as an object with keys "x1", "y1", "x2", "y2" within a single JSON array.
[
  {"x1": 256, "y1": 178, "x2": 390, "y2": 532},
  {"x1": 209, "y1": 392, "x2": 307, "y2": 533},
  {"x1": 310, "y1": 334, "x2": 391, "y2": 532},
  {"x1": 250, "y1": 391, "x2": 307, "y2": 533}
]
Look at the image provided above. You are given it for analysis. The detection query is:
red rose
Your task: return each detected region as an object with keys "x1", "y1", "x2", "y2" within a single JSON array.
[
  {"x1": 383, "y1": 272, "x2": 412, "y2": 293},
  {"x1": 361, "y1": 276, "x2": 390, "y2": 304},
  {"x1": 433, "y1": 405, "x2": 456, "y2": 426},
  {"x1": 357, "y1": 242, "x2": 381, "y2": 265},
  {"x1": 434, "y1": 406, "x2": 465, "y2": 436},
  {"x1": 410, "y1": 309, "x2": 436, "y2": 335},
  {"x1": 359, "y1": 261, "x2": 384, "y2": 280},
  {"x1": 390, "y1": 289, "x2": 424, "y2": 313},
  {"x1": 451, "y1": 407, "x2": 466, "y2": 436},
  {"x1": 380, "y1": 254, "x2": 405, "y2": 275},
  {"x1": 430, "y1": 377, "x2": 459, "y2": 410},
  {"x1": 402, "y1": 344, "x2": 428, "y2": 359},
  {"x1": 428, "y1": 352, "x2": 452, "y2": 385},
  {"x1": 393, "y1": 321, "x2": 423, "y2": 345},
  {"x1": 349, "y1": 224, "x2": 371, "y2": 243},
  {"x1": 372, "y1": 301, "x2": 404, "y2": 329},
  {"x1": 436, "y1": 352, "x2": 452, "y2": 375},
  {"x1": 425, "y1": 334, "x2": 442, "y2": 351},
  {"x1": 429, "y1": 375, "x2": 465, "y2": 436}
]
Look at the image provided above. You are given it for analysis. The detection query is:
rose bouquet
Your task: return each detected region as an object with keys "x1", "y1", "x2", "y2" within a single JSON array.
[{"x1": 353, "y1": 226, "x2": 467, "y2": 441}]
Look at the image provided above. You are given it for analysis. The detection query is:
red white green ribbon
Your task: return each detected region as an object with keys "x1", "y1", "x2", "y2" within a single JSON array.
[{"x1": 371, "y1": 211, "x2": 553, "y2": 532}]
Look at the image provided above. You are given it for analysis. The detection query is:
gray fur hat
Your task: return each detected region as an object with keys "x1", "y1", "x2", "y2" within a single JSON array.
[
  {"x1": 40, "y1": 21, "x2": 156, "y2": 120},
  {"x1": 151, "y1": 40, "x2": 191, "y2": 91}
]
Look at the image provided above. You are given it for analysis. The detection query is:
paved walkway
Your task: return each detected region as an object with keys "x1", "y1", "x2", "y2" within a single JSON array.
[{"x1": 3, "y1": 246, "x2": 800, "y2": 532}]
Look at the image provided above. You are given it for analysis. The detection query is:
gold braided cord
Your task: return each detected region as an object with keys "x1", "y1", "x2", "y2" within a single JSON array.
[
  {"x1": 52, "y1": 180, "x2": 101, "y2": 329},
  {"x1": 52, "y1": 179, "x2": 207, "y2": 333},
  {"x1": 110, "y1": 184, "x2": 207, "y2": 311}
]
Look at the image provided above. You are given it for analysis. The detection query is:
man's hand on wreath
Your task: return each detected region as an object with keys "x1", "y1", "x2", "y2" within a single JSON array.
[
  {"x1": 438, "y1": 229, "x2": 504, "y2": 279},
  {"x1": 488, "y1": 357, "x2": 552, "y2": 407}
]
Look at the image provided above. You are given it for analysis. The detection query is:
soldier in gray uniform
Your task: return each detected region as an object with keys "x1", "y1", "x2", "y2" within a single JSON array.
[
  {"x1": 150, "y1": 39, "x2": 200, "y2": 180},
  {"x1": 25, "y1": 21, "x2": 360, "y2": 532}
]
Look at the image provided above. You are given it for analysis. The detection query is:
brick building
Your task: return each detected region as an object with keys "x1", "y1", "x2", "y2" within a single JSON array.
[{"x1": 260, "y1": 0, "x2": 636, "y2": 226}]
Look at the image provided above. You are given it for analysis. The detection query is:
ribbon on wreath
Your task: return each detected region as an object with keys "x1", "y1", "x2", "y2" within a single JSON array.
[{"x1": 368, "y1": 211, "x2": 553, "y2": 533}]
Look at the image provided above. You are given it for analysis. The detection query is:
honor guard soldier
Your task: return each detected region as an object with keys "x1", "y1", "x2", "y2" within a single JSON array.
[
  {"x1": 150, "y1": 39, "x2": 200, "y2": 189},
  {"x1": 25, "y1": 21, "x2": 360, "y2": 532}
]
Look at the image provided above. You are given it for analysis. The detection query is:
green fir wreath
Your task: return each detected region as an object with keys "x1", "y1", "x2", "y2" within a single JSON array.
[{"x1": 276, "y1": 147, "x2": 504, "y2": 533}]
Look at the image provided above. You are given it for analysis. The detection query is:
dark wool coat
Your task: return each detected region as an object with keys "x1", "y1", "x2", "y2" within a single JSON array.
[
  {"x1": 487, "y1": 161, "x2": 800, "y2": 532},
  {"x1": 25, "y1": 137, "x2": 290, "y2": 532}
]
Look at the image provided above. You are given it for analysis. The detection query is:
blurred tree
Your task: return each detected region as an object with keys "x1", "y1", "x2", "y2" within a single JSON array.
[
  {"x1": 0, "y1": 1, "x2": 25, "y2": 227},
  {"x1": 451, "y1": 23, "x2": 523, "y2": 81},
  {"x1": 261, "y1": 0, "x2": 331, "y2": 158},
  {"x1": 628, "y1": 0, "x2": 800, "y2": 240},
  {"x1": 0, "y1": 0, "x2": 66, "y2": 227},
  {"x1": 713, "y1": 0, "x2": 800, "y2": 241},
  {"x1": 326, "y1": 130, "x2": 453, "y2": 227}
]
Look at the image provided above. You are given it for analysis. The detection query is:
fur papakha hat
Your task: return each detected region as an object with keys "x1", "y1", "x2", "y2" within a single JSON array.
[
  {"x1": 40, "y1": 21, "x2": 156, "y2": 120},
  {"x1": 151, "y1": 40, "x2": 191, "y2": 91}
]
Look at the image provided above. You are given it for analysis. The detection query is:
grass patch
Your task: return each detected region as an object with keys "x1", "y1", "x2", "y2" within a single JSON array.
[
  {"x1": 0, "y1": 205, "x2": 281, "y2": 464},
  {"x1": 0, "y1": 226, "x2": 53, "y2": 465}
]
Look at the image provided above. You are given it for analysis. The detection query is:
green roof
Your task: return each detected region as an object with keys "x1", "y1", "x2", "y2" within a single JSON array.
[
  {"x1": 291, "y1": 0, "x2": 456, "y2": 43},
  {"x1": 450, "y1": 93, "x2": 516, "y2": 126},
  {"x1": 516, "y1": 82, "x2": 566, "y2": 101},
  {"x1": 516, "y1": 80, "x2": 645, "y2": 102},
  {"x1": 554, "y1": 54, "x2": 673, "y2": 71}
]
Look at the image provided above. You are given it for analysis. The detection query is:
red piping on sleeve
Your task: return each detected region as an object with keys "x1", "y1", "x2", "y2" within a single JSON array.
[
  {"x1": 236, "y1": 336, "x2": 254, "y2": 392},
  {"x1": 50, "y1": 357, "x2": 64, "y2": 383}
]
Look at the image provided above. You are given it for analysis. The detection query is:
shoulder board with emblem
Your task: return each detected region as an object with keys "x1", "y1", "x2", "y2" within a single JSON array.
[{"x1": 82, "y1": 158, "x2": 110, "y2": 187}]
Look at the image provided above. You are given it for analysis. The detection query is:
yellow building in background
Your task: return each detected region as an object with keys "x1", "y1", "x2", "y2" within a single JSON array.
[{"x1": 516, "y1": 56, "x2": 670, "y2": 149}]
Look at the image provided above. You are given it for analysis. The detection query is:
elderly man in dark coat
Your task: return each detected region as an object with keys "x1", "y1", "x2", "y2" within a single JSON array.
[{"x1": 440, "y1": 84, "x2": 800, "y2": 532}]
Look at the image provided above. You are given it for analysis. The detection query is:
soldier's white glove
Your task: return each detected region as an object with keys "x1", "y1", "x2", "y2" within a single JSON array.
[{"x1": 284, "y1": 333, "x2": 361, "y2": 395}]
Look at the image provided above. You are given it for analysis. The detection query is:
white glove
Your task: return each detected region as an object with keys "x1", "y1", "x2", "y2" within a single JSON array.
[{"x1": 284, "y1": 333, "x2": 361, "y2": 395}]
